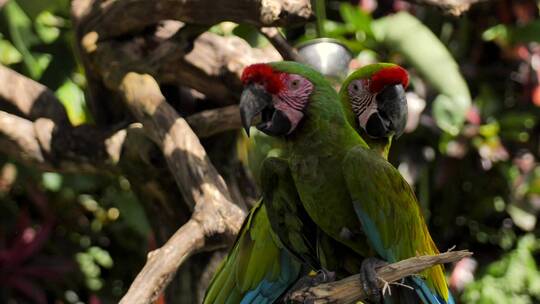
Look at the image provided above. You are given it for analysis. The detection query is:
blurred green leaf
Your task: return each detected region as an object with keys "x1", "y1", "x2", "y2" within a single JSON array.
[
  {"x1": 3, "y1": 0, "x2": 51, "y2": 79},
  {"x1": 232, "y1": 24, "x2": 268, "y2": 48},
  {"x1": 373, "y1": 12, "x2": 471, "y2": 135},
  {"x1": 339, "y1": 3, "x2": 373, "y2": 38},
  {"x1": 34, "y1": 11, "x2": 64, "y2": 43},
  {"x1": 464, "y1": 234, "x2": 540, "y2": 303},
  {"x1": 106, "y1": 190, "x2": 150, "y2": 237},
  {"x1": 42, "y1": 172, "x2": 63, "y2": 192},
  {"x1": 0, "y1": 37, "x2": 22, "y2": 65},
  {"x1": 89, "y1": 246, "x2": 114, "y2": 269},
  {"x1": 483, "y1": 21, "x2": 540, "y2": 44},
  {"x1": 55, "y1": 78, "x2": 89, "y2": 126}
]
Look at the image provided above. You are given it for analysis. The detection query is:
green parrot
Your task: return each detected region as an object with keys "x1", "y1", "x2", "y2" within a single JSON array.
[
  {"x1": 204, "y1": 62, "x2": 405, "y2": 304},
  {"x1": 239, "y1": 61, "x2": 452, "y2": 304},
  {"x1": 203, "y1": 199, "x2": 302, "y2": 304}
]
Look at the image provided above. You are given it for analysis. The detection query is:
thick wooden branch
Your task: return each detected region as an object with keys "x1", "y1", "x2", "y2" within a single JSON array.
[
  {"x1": 187, "y1": 105, "x2": 240, "y2": 138},
  {"x1": 406, "y1": 0, "x2": 485, "y2": 15},
  {"x1": 0, "y1": 65, "x2": 241, "y2": 170},
  {"x1": 83, "y1": 29, "x2": 280, "y2": 105},
  {"x1": 117, "y1": 72, "x2": 244, "y2": 303},
  {"x1": 0, "y1": 111, "x2": 45, "y2": 164},
  {"x1": 0, "y1": 65, "x2": 69, "y2": 125},
  {"x1": 288, "y1": 250, "x2": 473, "y2": 304},
  {"x1": 75, "y1": 0, "x2": 313, "y2": 40}
]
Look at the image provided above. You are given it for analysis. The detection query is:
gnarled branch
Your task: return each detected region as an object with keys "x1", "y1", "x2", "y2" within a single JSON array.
[
  {"x1": 75, "y1": 0, "x2": 313, "y2": 40},
  {"x1": 117, "y1": 72, "x2": 244, "y2": 304}
]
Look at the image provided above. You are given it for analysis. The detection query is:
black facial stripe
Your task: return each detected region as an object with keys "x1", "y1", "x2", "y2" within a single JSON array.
[{"x1": 351, "y1": 95, "x2": 375, "y2": 117}]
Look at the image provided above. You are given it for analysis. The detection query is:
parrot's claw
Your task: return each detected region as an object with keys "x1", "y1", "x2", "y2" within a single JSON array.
[
  {"x1": 359, "y1": 257, "x2": 388, "y2": 303},
  {"x1": 282, "y1": 268, "x2": 336, "y2": 301}
]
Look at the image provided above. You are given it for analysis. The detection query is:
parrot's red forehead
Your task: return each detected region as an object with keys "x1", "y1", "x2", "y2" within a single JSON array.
[
  {"x1": 370, "y1": 66, "x2": 409, "y2": 93},
  {"x1": 241, "y1": 63, "x2": 283, "y2": 94}
]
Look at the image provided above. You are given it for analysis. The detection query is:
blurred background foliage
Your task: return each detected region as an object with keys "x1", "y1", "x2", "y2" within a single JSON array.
[{"x1": 1, "y1": 0, "x2": 540, "y2": 303}]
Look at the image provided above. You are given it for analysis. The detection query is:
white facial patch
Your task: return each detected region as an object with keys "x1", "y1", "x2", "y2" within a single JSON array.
[{"x1": 348, "y1": 79, "x2": 377, "y2": 130}]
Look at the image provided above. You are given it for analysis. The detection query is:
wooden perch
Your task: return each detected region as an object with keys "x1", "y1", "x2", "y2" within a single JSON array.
[
  {"x1": 75, "y1": 0, "x2": 313, "y2": 40},
  {"x1": 288, "y1": 250, "x2": 473, "y2": 304},
  {"x1": 117, "y1": 72, "x2": 244, "y2": 304}
]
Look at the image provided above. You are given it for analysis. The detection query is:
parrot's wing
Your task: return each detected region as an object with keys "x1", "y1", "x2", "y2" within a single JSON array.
[
  {"x1": 342, "y1": 146, "x2": 451, "y2": 304},
  {"x1": 203, "y1": 201, "x2": 301, "y2": 304},
  {"x1": 260, "y1": 157, "x2": 320, "y2": 270}
]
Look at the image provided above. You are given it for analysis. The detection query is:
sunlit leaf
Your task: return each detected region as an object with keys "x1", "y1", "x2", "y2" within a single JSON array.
[
  {"x1": 55, "y1": 78, "x2": 89, "y2": 126},
  {"x1": 0, "y1": 38, "x2": 22, "y2": 65},
  {"x1": 373, "y1": 12, "x2": 471, "y2": 135},
  {"x1": 34, "y1": 11, "x2": 64, "y2": 43}
]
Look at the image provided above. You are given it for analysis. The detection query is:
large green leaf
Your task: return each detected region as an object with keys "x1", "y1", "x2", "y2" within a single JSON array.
[{"x1": 373, "y1": 12, "x2": 471, "y2": 135}]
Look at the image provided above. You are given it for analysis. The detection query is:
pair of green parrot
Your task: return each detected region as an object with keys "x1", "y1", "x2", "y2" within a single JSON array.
[{"x1": 203, "y1": 61, "x2": 452, "y2": 304}]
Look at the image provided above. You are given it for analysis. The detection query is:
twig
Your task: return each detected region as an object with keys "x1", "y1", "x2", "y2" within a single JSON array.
[
  {"x1": 260, "y1": 27, "x2": 300, "y2": 61},
  {"x1": 117, "y1": 72, "x2": 244, "y2": 304},
  {"x1": 288, "y1": 250, "x2": 473, "y2": 304}
]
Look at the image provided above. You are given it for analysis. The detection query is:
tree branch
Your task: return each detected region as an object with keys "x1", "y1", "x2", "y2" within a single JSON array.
[
  {"x1": 75, "y1": 0, "x2": 313, "y2": 40},
  {"x1": 405, "y1": 0, "x2": 486, "y2": 16},
  {"x1": 0, "y1": 65, "x2": 69, "y2": 125},
  {"x1": 186, "y1": 105, "x2": 240, "y2": 138},
  {"x1": 288, "y1": 250, "x2": 473, "y2": 304},
  {"x1": 0, "y1": 65, "x2": 242, "y2": 170},
  {"x1": 82, "y1": 29, "x2": 280, "y2": 106},
  {"x1": 0, "y1": 111, "x2": 45, "y2": 164},
  {"x1": 117, "y1": 72, "x2": 244, "y2": 303},
  {"x1": 260, "y1": 27, "x2": 300, "y2": 61}
]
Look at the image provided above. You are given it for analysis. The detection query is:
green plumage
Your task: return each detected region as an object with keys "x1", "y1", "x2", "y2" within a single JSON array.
[
  {"x1": 278, "y1": 62, "x2": 449, "y2": 302},
  {"x1": 203, "y1": 200, "x2": 302, "y2": 304},
  {"x1": 206, "y1": 61, "x2": 449, "y2": 304}
]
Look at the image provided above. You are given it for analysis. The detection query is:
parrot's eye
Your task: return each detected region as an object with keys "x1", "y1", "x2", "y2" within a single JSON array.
[
  {"x1": 349, "y1": 80, "x2": 364, "y2": 94},
  {"x1": 290, "y1": 79, "x2": 300, "y2": 89}
]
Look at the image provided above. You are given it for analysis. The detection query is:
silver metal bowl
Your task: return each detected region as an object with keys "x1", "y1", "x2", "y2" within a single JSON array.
[{"x1": 296, "y1": 38, "x2": 353, "y2": 83}]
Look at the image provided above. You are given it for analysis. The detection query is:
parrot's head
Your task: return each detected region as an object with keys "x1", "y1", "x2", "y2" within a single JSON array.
[
  {"x1": 239, "y1": 61, "x2": 330, "y2": 137},
  {"x1": 341, "y1": 63, "x2": 409, "y2": 138}
]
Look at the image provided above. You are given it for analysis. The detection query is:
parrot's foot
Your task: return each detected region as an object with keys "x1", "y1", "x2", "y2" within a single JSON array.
[
  {"x1": 360, "y1": 257, "x2": 388, "y2": 303},
  {"x1": 283, "y1": 268, "x2": 336, "y2": 301}
]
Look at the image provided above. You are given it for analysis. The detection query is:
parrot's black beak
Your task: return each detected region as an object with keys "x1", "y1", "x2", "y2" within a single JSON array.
[
  {"x1": 366, "y1": 84, "x2": 408, "y2": 138},
  {"x1": 239, "y1": 83, "x2": 292, "y2": 137},
  {"x1": 239, "y1": 84, "x2": 272, "y2": 136}
]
